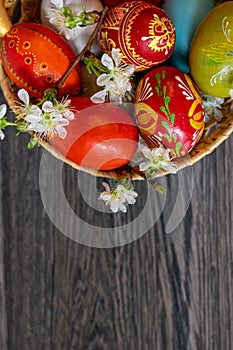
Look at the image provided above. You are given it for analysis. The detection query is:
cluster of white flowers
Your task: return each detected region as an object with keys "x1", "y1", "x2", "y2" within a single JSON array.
[
  {"x1": 139, "y1": 145, "x2": 177, "y2": 178},
  {"x1": 47, "y1": 0, "x2": 79, "y2": 40},
  {"x1": 202, "y1": 94, "x2": 225, "y2": 122},
  {"x1": 91, "y1": 48, "x2": 135, "y2": 104},
  {"x1": 99, "y1": 181, "x2": 138, "y2": 213},
  {"x1": 16, "y1": 89, "x2": 74, "y2": 140}
]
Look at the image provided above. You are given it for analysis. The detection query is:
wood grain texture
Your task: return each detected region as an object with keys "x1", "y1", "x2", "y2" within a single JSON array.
[{"x1": 0, "y1": 91, "x2": 233, "y2": 350}]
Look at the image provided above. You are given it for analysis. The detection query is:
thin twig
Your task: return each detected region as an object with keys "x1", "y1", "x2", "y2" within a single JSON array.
[{"x1": 56, "y1": 6, "x2": 108, "y2": 91}]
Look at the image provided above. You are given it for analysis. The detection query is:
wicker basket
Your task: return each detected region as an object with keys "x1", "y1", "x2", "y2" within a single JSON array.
[{"x1": 0, "y1": 0, "x2": 233, "y2": 180}]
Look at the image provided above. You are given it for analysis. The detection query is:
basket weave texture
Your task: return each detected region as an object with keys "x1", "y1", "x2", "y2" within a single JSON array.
[{"x1": 1, "y1": 0, "x2": 233, "y2": 180}]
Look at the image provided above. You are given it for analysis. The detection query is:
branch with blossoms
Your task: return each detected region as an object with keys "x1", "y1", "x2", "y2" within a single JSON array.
[
  {"x1": 47, "y1": 0, "x2": 102, "y2": 40},
  {"x1": 84, "y1": 48, "x2": 135, "y2": 104},
  {"x1": 0, "y1": 89, "x2": 75, "y2": 148}
]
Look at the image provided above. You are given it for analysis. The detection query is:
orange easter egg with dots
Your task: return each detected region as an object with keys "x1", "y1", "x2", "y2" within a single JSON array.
[
  {"x1": 99, "y1": 1, "x2": 176, "y2": 71},
  {"x1": 1, "y1": 23, "x2": 82, "y2": 99}
]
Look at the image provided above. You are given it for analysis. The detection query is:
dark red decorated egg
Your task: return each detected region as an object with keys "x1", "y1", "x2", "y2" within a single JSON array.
[
  {"x1": 134, "y1": 66, "x2": 205, "y2": 157},
  {"x1": 1, "y1": 23, "x2": 82, "y2": 99},
  {"x1": 50, "y1": 97, "x2": 139, "y2": 171},
  {"x1": 99, "y1": 1, "x2": 176, "y2": 71},
  {"x1": 102, "y1": 0, "x2": 162, "y2": 8}
]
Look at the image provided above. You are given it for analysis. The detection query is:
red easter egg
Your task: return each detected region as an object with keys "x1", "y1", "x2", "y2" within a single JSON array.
[
  {"x1": 102, "y1": 0, "x2": 162, "y2": 8},
  {"x1": 50, "y1": 97, "x2": 139, "y2": 170},
  {"x1": 134, "y1": 66, "x2": 205, "y2": 157},
  {"x1": 99, "y1": 1, "x2": 176, "y2": 71},
  {"x1": 1, "y1": 23, "x2": 82, "y2": 99}
]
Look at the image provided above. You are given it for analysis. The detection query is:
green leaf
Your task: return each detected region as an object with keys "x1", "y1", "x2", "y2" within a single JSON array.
[{"x1": 173, "y1": 133, "x2": 177, "y2": 142}]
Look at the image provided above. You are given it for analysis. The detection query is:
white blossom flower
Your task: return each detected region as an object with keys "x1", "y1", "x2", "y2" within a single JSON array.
[
  {"x1": 91, "y1": 48, "x2": 135, "y2": 104},
  {"x1": 47, "y1": 0, "x2": 79, "y2": 40},
  {"x1": 202, "y1": 94, "x2": 224, "y2": 121},
  {"x1": 0, "y1": 104, "x2": 7, "y2": 140},
  {"x1": 15, "y1": 89, "x2": 72, "y2": 139},
  {"x1": 99, "y1": 181, "x2": 138, "y2": 213},
  {"x1": 16, "y1": 89, "x2": 42, "y2": 120},
  {"x1": 42, "y1": 99, "x2": 74, "y2": 121},
  {"x1": 25, "y1": 104, "x2": 70, "y2": 140},
  {"x1": 139, "y1": 145, "x2": 177, "y2": 177}
]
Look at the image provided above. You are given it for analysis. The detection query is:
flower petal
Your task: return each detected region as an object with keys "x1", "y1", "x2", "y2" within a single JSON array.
[
  {"x1": 121, "y1": 64, "x2": 135, "y2": 76},
  {"x1": 119, "y1": 202, "x2": 127, "y2": 213},
  {"x1": 139, "y1": 161, "x2": 152, "y2": 172},
  {"x1": 99, "y1": 192, "x2": 109, "y2": 200},
  {"x1": 42, "y1": 101, "x2": 54, "y2": 112},
  {"x1": 141, "y1": 146, "x2": 153, "y2": 160},
  {"x1": 30, "y1": 105, "x2": 42, "y2": 117},
  {"x1": 27, "y1": 123, "x2": 45, "y2": 133},
  {"x1": 101, "y1": 53, "x2": 114, "y2": 70},
  {"x1": 90, "y1": 89, "x2": 108, "y2": 104},
  {"x1": 64, "y1": 110, "x2": 74, "y2": 120},
  {"x1": 0, "y1": 129, "x2": 5, "y2": 140},
  {"x1": 54, "y1": 117, "x2": 69, "y2": 126},
  {"x1": 162, "y1": 162, "x2": 177, "y2": 174},
  {"x1": 25, "y1": 114, "x2": 42, "y2": 123},
  {"x1": 110, "y1": 199, "x2": 122, "y2": 213},
  {"x1": 96, "y1": 73, "x2": 111, "y2": 87},
  {"x1": 111, "y1": 48, "x2": 121, "y2": 67},
  {"x1": 0, "y1": 104, "x2": 7, "y2": 119},
  {"x1": 56, "y1": 125, "x2": 67, "y2": 139},
  {"x1": 51, "y1": 0, "x2": 63, "y2": 9},
  {"x1": 18, "y1": 89, "x2": 30, "y2": 106},
  {"x1": 102, "y1": 182, "x2": 111, "y2": 192}
]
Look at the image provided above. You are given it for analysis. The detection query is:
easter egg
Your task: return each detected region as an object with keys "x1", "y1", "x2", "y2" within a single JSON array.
[
  {"x1": 1, "y1": 23, "x2": 82, "y2": 99},
  {"x1": 50, "y1": 97, "x2": 139, "y2": 170},
  {"x1": 99, "y1": 1, "x2": 176, "y2": 71},
  {"x1": 41, "y1": 0, "x2": 103, "y2": 56},
  {"x1": 134, "y1": 66, "x2": 205, "y2": 158},
  {"x1": 161, "y1": 0, "x2": 215, "y2": 73},
  {"x1": 189, "y1": 2, "x2": 233, "y2": 98}
]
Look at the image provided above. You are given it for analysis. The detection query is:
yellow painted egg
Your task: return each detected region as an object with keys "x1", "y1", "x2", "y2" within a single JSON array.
[{"x1": 189, "y1": 2, "x2": 233, "y2": 98}]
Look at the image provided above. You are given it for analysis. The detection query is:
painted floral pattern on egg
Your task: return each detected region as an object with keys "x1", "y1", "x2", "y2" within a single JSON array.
[
  {"x1": 99, "y1": 1, "x2": 176, "y2": 71},
  {"x1": 134, "y1": 66, "x2": 205, "y2": 158}
]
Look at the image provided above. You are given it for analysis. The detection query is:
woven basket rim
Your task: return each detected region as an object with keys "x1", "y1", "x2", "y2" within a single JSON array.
[{"x1": 1, "y1": 0, "x2": 233, "y2": 180}]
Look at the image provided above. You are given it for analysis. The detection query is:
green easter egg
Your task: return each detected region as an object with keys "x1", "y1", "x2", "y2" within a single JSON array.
[{"x1": 189, "y1": 2, "x2": 233, "y2": 98}]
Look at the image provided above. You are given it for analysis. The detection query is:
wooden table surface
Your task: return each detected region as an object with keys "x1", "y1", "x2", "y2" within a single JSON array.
[{"x1": 0, "y1": 90, "x2": 232, "y2": 350}]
